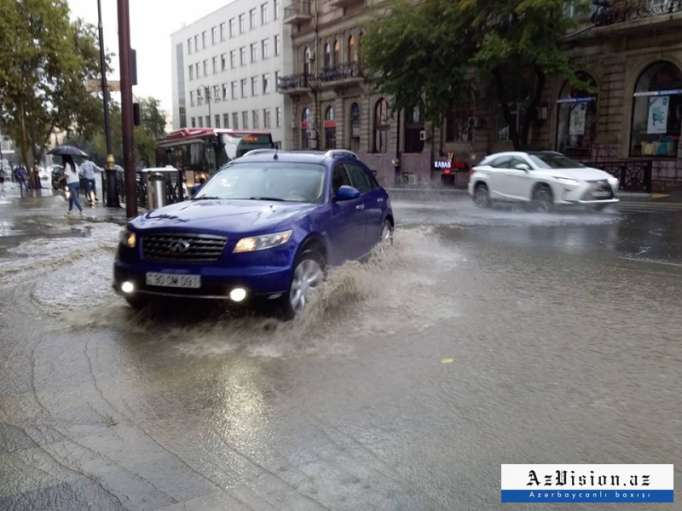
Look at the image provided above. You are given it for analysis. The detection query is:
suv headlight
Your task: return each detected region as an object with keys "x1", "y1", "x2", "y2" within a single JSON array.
[
  {"x1": 233, "y1": 230, "x2": 292, "y2": 253},
  {"x1": 554, "y1": 177, "x2": 579, "y2": 185},
  {"x1": 119, "y1": 229, "x2": 136, "y2": 248}
]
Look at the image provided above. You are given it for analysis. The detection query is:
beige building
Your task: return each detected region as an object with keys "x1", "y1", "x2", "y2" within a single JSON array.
[{"x1": 278, "y1": 0, "x2": 436, "y2": 186}]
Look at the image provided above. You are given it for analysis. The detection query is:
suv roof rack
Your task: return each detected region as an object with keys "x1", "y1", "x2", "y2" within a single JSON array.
[{"x1": 325, "y1": 150, "x2": 358, "y2": 160}]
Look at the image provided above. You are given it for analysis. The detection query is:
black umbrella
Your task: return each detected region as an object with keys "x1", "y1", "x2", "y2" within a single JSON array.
[{"x1": 48, "y1": 145, "x2": 88, "y2": 157}]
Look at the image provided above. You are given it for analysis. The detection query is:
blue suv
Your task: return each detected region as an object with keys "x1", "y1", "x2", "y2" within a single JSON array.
[{"x1": 113, "y1": 150, "x2": 394, "y2": 316}]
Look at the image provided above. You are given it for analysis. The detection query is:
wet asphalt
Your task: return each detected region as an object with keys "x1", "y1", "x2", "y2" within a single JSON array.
[{"x1": 0, "y1": 186, "x2": 681, "y2": 510}]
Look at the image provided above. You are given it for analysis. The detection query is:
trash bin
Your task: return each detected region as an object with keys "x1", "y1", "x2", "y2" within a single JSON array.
[{"x1": 147, "y1": 172, "x2": 166, "y2": 210}]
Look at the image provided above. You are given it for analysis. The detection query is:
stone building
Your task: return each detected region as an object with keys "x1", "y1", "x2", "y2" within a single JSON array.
[{"x1": 278, "y1": 0, "x2": 437, "y2": 186}]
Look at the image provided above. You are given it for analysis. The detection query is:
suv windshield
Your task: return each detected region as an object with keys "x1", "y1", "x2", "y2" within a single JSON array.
[
  {"x1": 194, "y1": 162, "x2": 326, "y2": 203},
  {"x1": 528, "y1": 153, "x2": 585, "y2": 169}
]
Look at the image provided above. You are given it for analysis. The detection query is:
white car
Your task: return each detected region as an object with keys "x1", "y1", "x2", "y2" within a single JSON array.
[{"x1": 468, "y1": 151, "x2": 619, "y2": 211}]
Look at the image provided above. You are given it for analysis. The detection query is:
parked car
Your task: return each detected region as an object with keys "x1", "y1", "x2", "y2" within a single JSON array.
[
  {"x1": 113, "y1": 149, "x2": 394, "y2": 316},
  {"x1": 468, "y1": 151, "x2": 620, "y2": 211}
]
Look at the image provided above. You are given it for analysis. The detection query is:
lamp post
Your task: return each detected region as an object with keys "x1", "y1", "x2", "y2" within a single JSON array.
[{"x1": 117, "y1": 0, "x2": 137, "y2": 218}]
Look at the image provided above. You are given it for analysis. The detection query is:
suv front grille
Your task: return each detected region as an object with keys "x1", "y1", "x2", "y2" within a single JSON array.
[
  {"x1": 141, "y1": 233, "x2": 227, "y2": 262},
  {"x1": 583, "y1": 180, "x2": 613, "y2": 200}
]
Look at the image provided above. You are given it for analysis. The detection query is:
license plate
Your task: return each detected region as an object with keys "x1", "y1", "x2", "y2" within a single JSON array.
[
  {"x1": 592, "y1": 190, "x2": 611, "y2": 198},
  {"x1": 145, "y1": 272, "x2": 201, "y2": 289}
]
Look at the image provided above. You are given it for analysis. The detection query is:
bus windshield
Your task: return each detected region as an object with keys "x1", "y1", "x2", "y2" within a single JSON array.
[{"x1": 221, "y1": 133, "x2": 274, "y2": 160}]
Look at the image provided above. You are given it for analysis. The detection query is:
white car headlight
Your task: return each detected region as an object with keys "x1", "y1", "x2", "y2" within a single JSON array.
[
  {"x1": 554, "y1": 177, "x2": 579, "y2": 185},
  {"x1": 119, "y1": 229, "x2": 136, "y2": 248},
  {"x1": 233, "y1": 230, "x2": 292, "y2": 253}
]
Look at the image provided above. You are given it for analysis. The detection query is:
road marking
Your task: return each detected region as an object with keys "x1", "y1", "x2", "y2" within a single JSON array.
[
  {"x1": 651, "y1": 193, "x2": 670, "y2": 199},
  {"x1": 619, "y1": 257, "x2": 682, "y2": 268},
  {"x1": 440, "y1": 357, "x2": 454, "y2": 364}
]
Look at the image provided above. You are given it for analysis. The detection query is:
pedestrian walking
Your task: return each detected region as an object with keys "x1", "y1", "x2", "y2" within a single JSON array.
[
  {"x1": 13, "y1": 165, "x2": 28, "y2": 196},
  {"x1": 0, "y1": 167, "x2": 5, "y2": 195},
  {"x1": 79, "y1": 158, "x2": 101, "y2": 207},
  {"x1": 63, "y1": 156, "x2": 83, "y2": 216}
]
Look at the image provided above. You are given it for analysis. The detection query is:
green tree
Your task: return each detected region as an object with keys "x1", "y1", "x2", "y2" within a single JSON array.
[
  {"x1": 363, "y1": 0, "x2": 587, "y2": 149},
  {"x1": 0, "y1": 0, "x2": 102, "y2": 172}
]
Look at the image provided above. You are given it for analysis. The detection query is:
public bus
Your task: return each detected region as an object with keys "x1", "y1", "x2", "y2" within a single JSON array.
[{"x1": 155, "y1": 128, "x2": 275, "y2": 193}]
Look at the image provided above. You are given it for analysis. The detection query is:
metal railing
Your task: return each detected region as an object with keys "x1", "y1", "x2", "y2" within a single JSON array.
[
  {"x1": 277, "y1": 73, "x2": 312, "y2": 91},
  {"x1": 284, "y1": 0, "x2": 312, "y2": 19},
  {"x1": 592, "y1": 0, "x2": 682, "y2": 26},
  {"x1": 584, "y1": 159, "x2": 653, "y2": 192},
  {"x1": 318, "y1": 62, "x2": 362, "y2": 83}
]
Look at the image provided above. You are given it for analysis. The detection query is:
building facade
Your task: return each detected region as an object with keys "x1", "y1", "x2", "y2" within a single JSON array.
[
  {"x1": 171, "y1": 0, "x2": 294, "y2": 148},
  {"x1": 278, "y1": 0, "x2": 438, "y2": 187}
]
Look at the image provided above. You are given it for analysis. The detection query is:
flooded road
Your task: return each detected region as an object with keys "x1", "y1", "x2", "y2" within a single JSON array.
[{"x1": 1, "y1": 192, "x2": 681, "y2": 510}]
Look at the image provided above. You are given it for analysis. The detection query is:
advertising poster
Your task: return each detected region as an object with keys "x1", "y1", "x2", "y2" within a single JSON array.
[{"x1": 647, "y1": 96, "x2": 669, "y2": 134}]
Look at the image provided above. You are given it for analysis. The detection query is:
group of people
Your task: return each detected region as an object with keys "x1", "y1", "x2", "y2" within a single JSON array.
[
  {"x1": 0, "y1": 165, "x2": 32, "y2": 196},
  {"x1": 61, "y1": 156, "x2": 102, "y2": 216}
]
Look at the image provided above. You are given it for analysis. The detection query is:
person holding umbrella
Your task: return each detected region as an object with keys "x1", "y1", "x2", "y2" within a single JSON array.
[{"x1": 48, "y1": 145, "x2": 88, "y2": 216}]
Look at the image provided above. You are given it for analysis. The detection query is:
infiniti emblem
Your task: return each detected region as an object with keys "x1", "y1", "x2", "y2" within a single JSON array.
[{"x1": 168, "y1": 239, "x2": 191, "y2": 253}]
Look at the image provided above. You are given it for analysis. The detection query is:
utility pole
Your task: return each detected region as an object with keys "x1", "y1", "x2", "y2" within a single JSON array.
[
  {"x1": 98, "y1": 0, "x2": 119, "y2": 208},
  {"x1": 117, "y1": 0, "x2": 137, "y2": 217}
]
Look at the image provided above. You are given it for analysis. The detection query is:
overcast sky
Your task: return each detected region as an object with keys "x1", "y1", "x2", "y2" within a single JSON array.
[{"x1": 67, "y1": 0, "x2": 230, "y2": 114}]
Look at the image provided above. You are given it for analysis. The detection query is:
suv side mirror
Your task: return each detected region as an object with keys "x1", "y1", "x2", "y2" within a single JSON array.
[
  {"x1": 514, "y1": 162, "x2": 531, "y2": 171},
  {"x1": 335, "y1": 185, "x2": 361, "y2": 201}
]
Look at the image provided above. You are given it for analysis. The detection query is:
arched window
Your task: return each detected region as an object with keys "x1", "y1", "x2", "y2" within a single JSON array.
[
  {"x1": 323, "y1": 42, "x2": 332, "y2": 70},
  {"x1": 348, "y1": 35, "x2": 357, "y2": 64},
  {"x1": 374, "y1": 98, "x2": 390, "y2": 153},
  {"x1": 301, "y1": 107, "x2": 311, "y2": 149},
  {"x1": 333, "y1": 40, "x2": 340, "y2": 67},
  {"x1": 631, "y1": 61, "x2": 682, "y2": 157},
  {"x1": 556, "y1": 72, "x2": 598, "y2": 159},
  {"x1": 404, "y1": 105, "x2": 424, "y2": 153},
  {"x1": 303, "y1": 47, "x2": 312, "y2": 76},
  {"x1": 349, "y1": 102, "x2": 360, "y2": 151},
  {"x1": 324, "y1": 106, "x2": 336, "y2": 149}
]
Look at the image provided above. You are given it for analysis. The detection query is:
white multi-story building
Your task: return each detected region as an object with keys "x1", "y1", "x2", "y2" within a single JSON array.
[{"x1": 170, "y1": 0, "x2": 293, "y2": 148}]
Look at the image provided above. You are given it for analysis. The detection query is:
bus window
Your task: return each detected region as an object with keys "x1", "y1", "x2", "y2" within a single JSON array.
[{"x1": 220, "y1": 133, "x2": 274, "y2": 160}]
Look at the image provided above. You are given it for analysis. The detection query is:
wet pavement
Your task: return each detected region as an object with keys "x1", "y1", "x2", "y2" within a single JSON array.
[{"x1": 0, "y1": 187, "x2": 681, "y2": 510}]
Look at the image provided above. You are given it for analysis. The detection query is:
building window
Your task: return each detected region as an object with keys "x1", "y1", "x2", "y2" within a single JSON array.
[
  {"x1": 303, "y1": 47, "x2": 312, "y2": 76},
  {"x1": 348, "y1": 35, "x2": 357, "y2": 63},
  {"x1": 251, "y1": 76, "x2": 258, "y2": 96},
  {"x1": 264, "y1": 108, "x2": 271, "y2": 128},
  {"x1": 202, "y1": 59, "x2": 208, "y2": 76},
  {"x1": 249, "y1": 8, "x2": 256, "y2": 30},
  {"x1": 221, "y1": 53, "x2": 227, "y2": 71},
  {"x1": 276, "y1": 106, "x2": 281, "y2": 128},
  {"x1": 213, "y1": 85, "x2": 220, "y2": 102},
  {"x1": 198, "y1": 116, "x2": 203, "y2": 127},
  {"x1": 241, "y1": 78, "x2": 247, "y2": 98},
  {"x1": 229, "y1": 18, "x2": 235, "y2": 38},
  {"x1": 374, "y1": 98, "x2": 390, "y2": 153},
  {"x1": 404, "y1": 105, "x2": 424, "y2": 153},
  {"x1": 191, "y1": 117, "x2": 196, "y2": 127},
  {"x1": 349, "y1": 102, "x2": 360, "y2": 151},
  {"x1": 261, "y1": 39, "x2": 269, "y2": 60},
  {"x1": 261, "y1": 2, "x2": 269, "y2": 24},
  {"x1": 201, "y1": 31, "x2": 206, "y2": 49},
  {"x1": 252, "y1": 110, "x2": 260, "y2": 129},
  {"x1": 194, "y1": 35, "x2": 199, "y2": 52},
  {"x1": 250, "y1": 42, "x2": 258, "y2": 63},
  {"x1": 195, "y1": 62, "x2": 200, "y2": 78},
  {"x1": 274, "y1": 34, "x2": 280, "y2": 56},
  {"x1": 239, "y1": 13, "x2": 245, "y2": 33},
  {"x1": 189, "y1": 65, "x2": 193, "y2": 81},
  {"x1": 239, "y1": 47, "x2": 246, "y2": 66},
  {"x1": 212, "y1": 56, "x2": 217, "y2": 74},
  {"x1": 262, "y1": 73, "x2": 270, "y2": 94},
  {"x1": 187, "y1": 38, "x2": 192, "y2": 55},
  {"x1": 211, "y1": 26, "x2": 217, "y2": 45},
  {"x1": 323, "y1": 42, "x2": 332, "y2": 70},
  {"x1": 556, "y1": 72, "x2": 597, "y2": 159},
  {"x1": 222, "y1": 83, "x2": 228, "y2": 100},
  {"x1": 324, "y1": 106, "x2": 336, "y2": 149},
  {"x1": 445, "y1": 108, "x2": 474, "y2": 143},
  {"x1": 301, "y1": 107, "x2": 311, "y2": 149},
  {"x1": 223, "y1": 113, "x2": 230, "y2": 128},
  {"x1": 190, "y1": 91, "x2": 195, "y2": 107},
  {"x1": 496, "y1": 108, "x2": 518, "y2": 142},
  {"x1": 232, "y1": 112, "x2": 239, "y2": 129},
  {"x1": 197, "y1": 87, "x2": 203, "y2": 105},
  {"x1": 273, "y1": 0, "x2": 279, "y2": 19},
  {"x1": 215, "y1": 114, "x2": 220, "y2": 128},
  {"x1": 231, "y1": 81, "x2": 238, "y2": 99},
  {"x1": 333, "y1": 40, "x2": 340, "y2": 67},
  {"x1": 219, "y1": 22, "x2": 225, "y2": 42},
  {"x1": 230, "y1": 50, "x2": 236, "y2": 69},
  {"x1": 242, "y1": 111, "x2": 249, "y2": 129},
  {"x1": 630, "y1": 61, "x2": 682, "y2": 157},
  {"x1": 206, "y1": 115, "x2": 211, "y2": 127}
]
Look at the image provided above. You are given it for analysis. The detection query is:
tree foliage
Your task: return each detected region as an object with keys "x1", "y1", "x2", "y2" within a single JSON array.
[
  {"x1": 0, "y1": 0, "x2": 102, "y2": 168},
  {"x1": 363, "y1": 0, "x2": 587, "y2": 149}
]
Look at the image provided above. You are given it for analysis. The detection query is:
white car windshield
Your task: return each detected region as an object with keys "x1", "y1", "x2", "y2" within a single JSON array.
[
  {"x1": 194, "y1": 162, "x2": 326, "y2": 203},
  {"x1": 528, "y1": 153, "x2": 585, "y2": 169}
]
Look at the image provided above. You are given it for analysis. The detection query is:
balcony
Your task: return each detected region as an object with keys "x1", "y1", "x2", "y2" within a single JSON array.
[
  {"x1": 592, "y1": 0, "x2": 682, "y2": 29},
  {"x1": 330, "y1": 0, "x2": 364, "y2": 8},
  {"x1": 318, "y1": 63, "x2": 363, "y2": 86},
  {"x1": 277, "y1": 73, "x2": 313, "y2": 93},
  {"x1": 284, "y1": 1, "x2": 312, "y2": 24}
]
